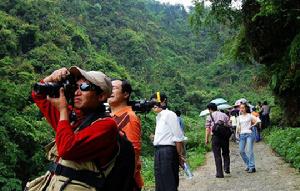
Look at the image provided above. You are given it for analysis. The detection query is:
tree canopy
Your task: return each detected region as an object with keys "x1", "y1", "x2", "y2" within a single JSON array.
[
  {"x1": 191, "y1": 0, "x2": 300, "y2": 126},
  {"x1": 0, "y1": 0, "x2": 275, "y2": 189}
]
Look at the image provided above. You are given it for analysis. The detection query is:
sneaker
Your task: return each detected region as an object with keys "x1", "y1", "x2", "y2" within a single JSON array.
[
  {"x1": 225, "y1": 170, "x2": 230, "y2": 174},
  {"x1": 248, "y1": 168, "x2": 256, "y2": 173},
  {"x1": 186, "y1": 176, "x2": 193, "y2": 180}
]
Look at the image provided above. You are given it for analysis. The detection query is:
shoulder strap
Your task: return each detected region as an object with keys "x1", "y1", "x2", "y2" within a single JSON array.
[
  {"x1": 75, "y1": 112, "x2": 107, "y2": 132},
  {"x1": 209, "y1": 112, "x2": 215, "y2": 123}
]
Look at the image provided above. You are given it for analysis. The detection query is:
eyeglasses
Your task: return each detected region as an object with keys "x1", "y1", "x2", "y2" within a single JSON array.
[{"x1": 77, "y1": 82, "x2": 101, "y2": 92}]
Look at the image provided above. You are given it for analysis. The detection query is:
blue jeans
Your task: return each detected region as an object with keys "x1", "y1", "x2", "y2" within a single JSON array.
[{"x1": 239, "y1": 133, "x2": 255, "y2": 169}]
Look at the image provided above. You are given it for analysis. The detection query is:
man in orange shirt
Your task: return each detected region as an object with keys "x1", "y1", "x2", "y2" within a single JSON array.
[{"x1": 108, "y1": 79, "x2": 144, "y2": 191}]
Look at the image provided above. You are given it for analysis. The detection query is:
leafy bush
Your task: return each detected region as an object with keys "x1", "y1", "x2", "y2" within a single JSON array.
[
  {"x1": 141, "y1": 156, "x2": 155, "y2": 188},
  {"x1": 270, "y1": 105, "x2": 283, "y2": 125},
  {"x1": 263, "y1": 127, "x2": 300, "y2": 170}
]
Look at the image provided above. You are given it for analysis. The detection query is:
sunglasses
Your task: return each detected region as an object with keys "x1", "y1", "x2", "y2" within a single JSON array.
[{"x1": 77, "y1": 82, "x2": 101, "y2": 92}]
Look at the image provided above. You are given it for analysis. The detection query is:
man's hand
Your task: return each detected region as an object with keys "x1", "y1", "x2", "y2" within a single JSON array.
[
  {"x1": 43, "y1": 67, "x2": 69, "y2": 83},
  {"x1": 179, "y1": 154, "x2": 186, "y2": 168},
  {"x1": 205, "y1": 128, "x2": 211, "y2": 145},
  {"x1": 175, "y1": 142, "x2": 185, "y2": 168},
  {"x1": 149, "y1": 133, "x2": 155, "y2": 142},
  {"x1": 47, "y1": 88, "x2": 69, "y2": 120},
  {"x1": 205, "y1": 139, "x2": 210, "y2": 145}
]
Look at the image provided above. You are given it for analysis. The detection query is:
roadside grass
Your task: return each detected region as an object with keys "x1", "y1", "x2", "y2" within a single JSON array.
[{"x1": 262, "y1": 127, "x2": 300, "y2": 170}]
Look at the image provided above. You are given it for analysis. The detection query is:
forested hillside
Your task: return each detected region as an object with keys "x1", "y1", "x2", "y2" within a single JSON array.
[
  {"x1": 0, "y1": 0, "x2": 272, "y2": 189},
  {"x1": 191, "y1": 0, "x2": 300, "y2": 126}
]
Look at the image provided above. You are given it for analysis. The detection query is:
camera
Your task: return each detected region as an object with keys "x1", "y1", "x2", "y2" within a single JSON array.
[
  {"x1": 33, "y1": 75, "x2": 77, "y2": 104},
  {"x1": 129, "y1": 99, "x2": 158, "y2": 113}
]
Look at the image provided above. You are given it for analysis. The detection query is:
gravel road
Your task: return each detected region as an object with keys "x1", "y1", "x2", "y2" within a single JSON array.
[{"x1": 179, "y1": 141, "x2": 300, "y2": 191}]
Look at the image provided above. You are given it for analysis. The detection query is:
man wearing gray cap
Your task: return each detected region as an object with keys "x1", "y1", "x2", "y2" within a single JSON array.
[{"x1": 26, "y1": 67, "x2": 134, "y2": 191}]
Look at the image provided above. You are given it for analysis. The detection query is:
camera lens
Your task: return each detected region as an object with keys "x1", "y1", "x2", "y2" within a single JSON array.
[{"x1": 33, "y1": 82, "x2": 61, "y2": 97}]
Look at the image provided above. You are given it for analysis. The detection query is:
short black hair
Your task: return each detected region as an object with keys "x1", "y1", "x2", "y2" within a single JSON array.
[
  {"x1": 231, "y1": 110, "x2": 239, "y2": 117},
  {"x1": 207, "y1": 103, "x2": 217, "y2": 111},
  {"x1": 150, "y1": 92, "x2": 167, "y2": 102},
  {"x1": 263, "y1": 101, "x2": 268, "y2": 105},
  {"x1": 175, "y1": 110, "x2": 181, "y2": 116},
  {"x1": 150, "y1": 92, "x2": 168, "y2": 109},
  {"x1": 121, "y1": 80, "x2": 132, "y2": 95}
]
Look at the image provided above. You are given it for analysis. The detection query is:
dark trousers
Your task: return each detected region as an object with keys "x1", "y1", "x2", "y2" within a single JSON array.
[
  {"x1": 133, "y1": 181, "x2": 141, "y2": 191},
  {"x1": 261, "y1": 114, "x2": 270, "y2": 129},
  {"x1": 154, "y1": 145, "x2": 179, "y2": 191},
  {"x1": 212, "y1": 135, "x2": 230, "y2": 177},
  {"x1": 230, "y1": 126, "x2": 237, "y2": 142}
]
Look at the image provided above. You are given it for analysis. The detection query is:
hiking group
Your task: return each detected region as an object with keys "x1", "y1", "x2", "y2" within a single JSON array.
[
  {"x1": 26, "y1": 66, "x2": 188, "y2": 191},
  {"x1": 205, "y1": 99, "x2": 271, "y2": 178},
  {"x1": 26, "y1": 66, "x2": 271, "y2": 191}
]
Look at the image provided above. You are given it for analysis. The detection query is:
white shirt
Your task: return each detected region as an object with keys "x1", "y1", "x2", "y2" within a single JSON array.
[
  {"x1": 230, "y1": 116, "x2": 237, "y2": 126},
  {"x1": 153, "y1": 109, "x2": 184, "y2": 146},
  {"x1": 237, "y1": 114, "x2": 258, "y2": 134}
]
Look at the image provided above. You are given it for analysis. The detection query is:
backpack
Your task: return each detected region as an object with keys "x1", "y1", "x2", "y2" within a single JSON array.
[
  {"x1": 210, "y1": 113, "x2": 232, "y2": 139},
  {"x1": 102, "y1": 132, "x2": 135, "y2": 191},
  {"x1": 107, "y1": 111, "x2": 138, "y2": 190},
  {"x1": 78, "y1": 112, "x2": 135, "y2": 191},
  {"x1": 58, "y1": 112, "x2": 135, "y2": 191}
]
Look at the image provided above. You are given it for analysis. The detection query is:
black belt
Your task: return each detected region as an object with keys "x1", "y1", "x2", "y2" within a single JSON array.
[
  {"x1": 154, "y1": 145, "x2": 175, "y2": 149},
  {"x1": 49, "y1": 163, "x2": 105, "y2": 189}
]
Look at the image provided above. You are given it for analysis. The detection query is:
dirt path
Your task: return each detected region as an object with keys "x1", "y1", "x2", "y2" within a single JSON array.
[{"x1": 179, "y1": 141, "x2": 300, "y2": 191}]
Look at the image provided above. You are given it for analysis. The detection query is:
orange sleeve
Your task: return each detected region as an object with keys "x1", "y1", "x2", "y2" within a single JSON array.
[
  {"x1": 117, "y1": 110, "x2": 143, "y2": 187},
  {"x1": 123, "y1": 115, "x2": 141, "y2": 155},
  {"x1": 122, "y1": 114, "x2": 143, "y2": 184}
]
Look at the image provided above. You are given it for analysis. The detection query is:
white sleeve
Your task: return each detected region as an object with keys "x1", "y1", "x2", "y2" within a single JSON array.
[{"x1": 168, "y1": 112, "x2": 184, "y2": 142}]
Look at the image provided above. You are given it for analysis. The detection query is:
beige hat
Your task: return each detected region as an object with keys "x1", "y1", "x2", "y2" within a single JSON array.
[{"x1": 69, "y1": 66, "x2": 112, "y2": 97}]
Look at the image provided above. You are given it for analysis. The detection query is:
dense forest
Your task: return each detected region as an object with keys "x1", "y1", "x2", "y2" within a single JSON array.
[
  {"x1": 1, "y1": 0, "x2": 298, "y2": 190},
  {"x1": 191, "y1": 0, "x2": 300, "y2": 126}
]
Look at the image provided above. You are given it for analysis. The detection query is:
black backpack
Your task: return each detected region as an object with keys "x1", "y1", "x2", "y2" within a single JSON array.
[
  {"x1": 210, "y1": 113, "x2": 232, "y2": 139},
  {"x1": 104, "y1": 112, "x2": 137, "y2": 191},
  {"x1": 102, "y1": 132, "x2": 135, "y2": 191},
  {"x1": 57, "y1": 112, "x2": 135, "y2": 191}
]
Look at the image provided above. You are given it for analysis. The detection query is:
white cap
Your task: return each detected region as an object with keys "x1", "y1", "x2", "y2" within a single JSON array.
[{"x1": 69, "y1": 66, "x2": 112, "y2": 97}]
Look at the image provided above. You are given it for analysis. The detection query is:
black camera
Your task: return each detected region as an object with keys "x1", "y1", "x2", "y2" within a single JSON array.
[
  {"x1": 33, "y1": 75, "x2": 77, "y2": 104},
  {"x1": 129, "y1": 99, "x2": 158, "y2": 113}
]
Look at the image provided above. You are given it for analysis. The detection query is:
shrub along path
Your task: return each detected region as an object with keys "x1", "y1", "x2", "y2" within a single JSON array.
[{"x1": 179, "y1": 141, "x2": 300, "y2": 191}]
